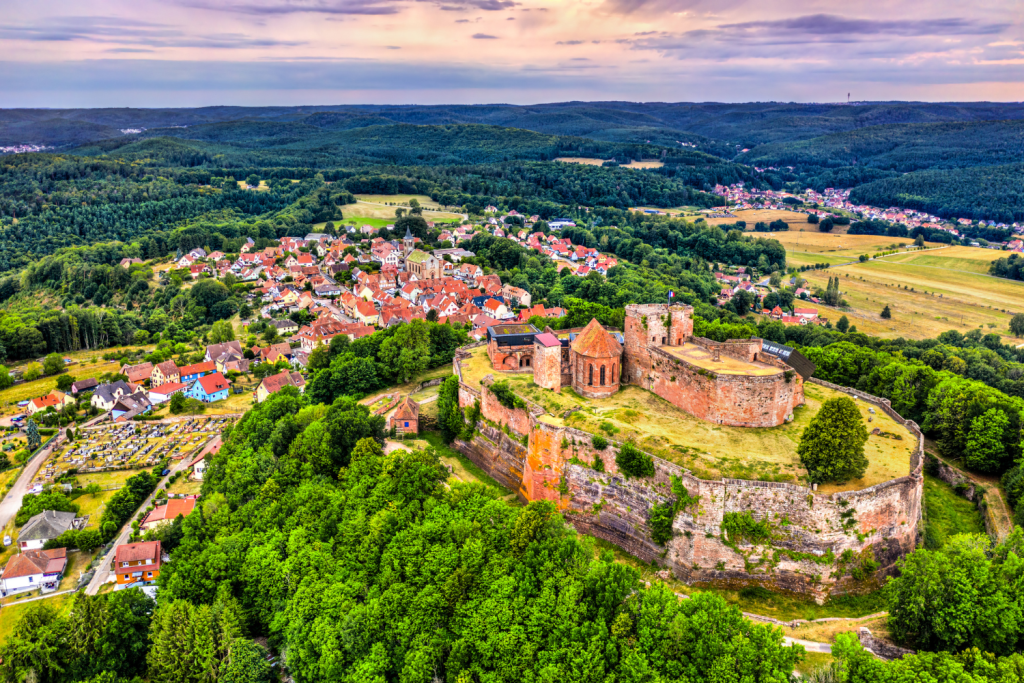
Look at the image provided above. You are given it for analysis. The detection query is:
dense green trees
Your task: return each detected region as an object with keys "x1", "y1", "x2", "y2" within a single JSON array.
[
  {"x1": 154, "y1": 392, "x2": 802, "y2": 682},
  {"x1": 0, "y1": 590, "x2": 154, "y2": 682},
  {"x1": 15, "y1": 490, "x2": 78, "y2": 526},
  {"x1": 99, "y1": 470, "x2": 157, "y2": 541},
  {"x1": 797, "y1": 396, "x2": 869, "y2": 483},
  {"x1": 886, "y1": 531, "x2": 1024, "y2": 654}
]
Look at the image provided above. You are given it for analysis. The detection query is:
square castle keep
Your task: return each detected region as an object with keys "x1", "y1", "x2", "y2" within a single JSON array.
[{"x1": 486, "y1": 303, "x2": 808, "y2": 428}]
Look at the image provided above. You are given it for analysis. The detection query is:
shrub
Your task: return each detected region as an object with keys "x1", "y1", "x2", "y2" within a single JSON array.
[
  {"x1": 490, "y1": 381, "x2": 525, "y2": 411},
  {"x1": 591, "y1": 434, "x2": 608, "y2": 450},
  {"x1": 616, "y1": 442, "x2": 654, "y2": 478},
  {"x1": 649, "y1": 502, "x2": 675, "y2": 545},
  {"x1": 722, "y1": 512, "x2": 772, "y2": 544}
]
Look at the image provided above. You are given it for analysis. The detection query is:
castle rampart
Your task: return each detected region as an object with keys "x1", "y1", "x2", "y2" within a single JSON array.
[{"x1": 452, "y1": 348, "x2": 923, "y2": 601}]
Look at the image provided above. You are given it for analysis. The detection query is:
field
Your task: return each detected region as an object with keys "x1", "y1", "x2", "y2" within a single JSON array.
[
  {"x1": 460, "y1": 346, "x2": 914, "y2": 491},
  {"x1": 0, "y1": 346, "x2": 152, "y2": 415},
  {"x1": 922, "y1": 473, "x2": 986, "y2": 549},
  {"x1": 0, "y1": 592, "x2": 71, "y2": 643},
  {"x1": 771, "y1": 231, "x2": 926, "y2": 266},
  {"x1": 882, "y1": 245, "x2": 1008, "y2": 273},
  {"x1": 706, "y1": 209, "x2": 814, "y2": 231},
  {"x1": 343, "y1": 194, "x2": 464, "y2": 222},
  {"x1": 797, "y1": 256, "x2": 1024, "y2": 341},
  {"x1": 556, "y1": 157, "x2": 664, "y2": 169}
]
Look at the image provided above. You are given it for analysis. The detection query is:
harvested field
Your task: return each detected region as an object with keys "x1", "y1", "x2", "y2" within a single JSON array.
[
  {"x1": 706, "y1": 209, "x2": 812, "y2": 231},
  {"x1": 798, "y1": 258, "x2": 1024, "y2": 341},
  {"x1": 461, "y1": 348, "x2": 914, "y2": 490},
  {"x1": 556, "y1": 157, "x2": 664, "y2": 169}
]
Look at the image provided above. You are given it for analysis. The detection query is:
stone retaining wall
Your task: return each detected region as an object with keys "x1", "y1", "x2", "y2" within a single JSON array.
[{"x1": 452, "y1": 347, "x2": 924, "y2": 601}]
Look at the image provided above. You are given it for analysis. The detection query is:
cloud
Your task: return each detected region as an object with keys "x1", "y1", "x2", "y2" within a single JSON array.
[
  {"x1": 720, "y1": 14, "x2": 1010, "y2": 37},
  {"x1": 174, "y1": 0, "x2": 515, "y2": 15},
  {"x1": 472, "y1": 33, "x2": 497, "y2": 39},
  {"x1": 455, "y1": 18, "x2": 470, "y2": 22},
  {"x1": 386, "y1": 45, "x2": 401, "y2": 49},
  {"x1": 0, "y1": 17, "x2": 306, "y2": 48},
  {"x1": 105, "y1": 48, "x2": 156, "y2": 53},
  {"x1": 557, "y1": 40, "x2": 584, "y2": 45}
]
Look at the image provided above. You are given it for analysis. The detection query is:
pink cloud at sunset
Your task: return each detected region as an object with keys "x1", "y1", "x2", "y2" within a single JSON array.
[{"x1": 1, "y1": 0, "x2": 1021, "y2": 105}]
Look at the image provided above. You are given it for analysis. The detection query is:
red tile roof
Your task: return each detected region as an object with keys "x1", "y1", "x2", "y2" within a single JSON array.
[
  {"x1": 179, "y1": 361, "x2": 216, "y2": 377},
  {"x1": 195, "y1": 373, "x2": 230, "y2": 395},
  {"x1": 2, "y1": 547, "x2": 66, "y2": 579},
  {"x1": 144, "y1": 499, "x2": 196, "y2": 525},
  {"x1": 115, "y1": 540, "x2": 161, "y2": 564},
  {"x1": 570, "y1": 319, "x2": 621, "y2": 359}
]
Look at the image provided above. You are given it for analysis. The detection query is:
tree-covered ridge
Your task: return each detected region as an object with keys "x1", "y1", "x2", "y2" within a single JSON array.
[
  {"x1": 156, "y1": 389, "x2": 803, "y2": 683},
  {"x1": 740, "y1": 120, "x2": 1024, "y2": 173},
  {"x1": 848, "y1": 163, "x2": 1024, "y2": 223}
]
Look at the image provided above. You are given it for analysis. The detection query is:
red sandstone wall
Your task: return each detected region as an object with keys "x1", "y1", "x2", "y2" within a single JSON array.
[
  {"x1": 452, "y1": 343, "x2": 924, "y2": 601},
  {"x1": 533, "y1": 344, "x2": 563, "y2": 391},
  {"x1": 648, "y1": 348, "x2": 800, "y2": 427}
]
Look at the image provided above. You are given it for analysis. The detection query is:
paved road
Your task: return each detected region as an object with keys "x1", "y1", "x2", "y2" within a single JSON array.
[
  {"x1": 0, "y1": 412, "x2": 112, "y2": 535},
  {"x1": 85, "y1": 456, "x2": 192, "y2": 595}
]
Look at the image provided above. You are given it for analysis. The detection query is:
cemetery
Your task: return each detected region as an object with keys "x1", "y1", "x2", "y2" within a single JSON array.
[{"x1": 32, "y1": 417, "x2": 234, "y2": 487}]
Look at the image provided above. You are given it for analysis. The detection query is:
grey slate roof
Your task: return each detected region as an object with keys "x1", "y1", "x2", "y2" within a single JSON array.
[
  {"x1": 93, "y1": 380, "x2": 132, "y2": 405},
  {"x1": 20, "y1": 510, "x2": 76, "y2": 542}
]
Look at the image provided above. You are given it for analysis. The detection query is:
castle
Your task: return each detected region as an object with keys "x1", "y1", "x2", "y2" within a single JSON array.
[
  {"x1": 486, "y1": 303, "x2": 811, "y2": 428},
  {"x1": 455, "y1": 304, "x2": 923, "y2": 600}
]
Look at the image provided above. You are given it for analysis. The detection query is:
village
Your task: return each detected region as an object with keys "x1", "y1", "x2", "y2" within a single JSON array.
[{"x1": 709, "y1": 183, "x2": 1024, "y2": 249}]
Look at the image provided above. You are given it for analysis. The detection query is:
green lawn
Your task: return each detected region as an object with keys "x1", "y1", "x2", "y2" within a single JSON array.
[
  {"x1": 923, "y1": 473, "x2": 986, "y2": 549},
  {"x1": 420, "y1": 432, "x2": 515, "y2": 498},
  {"x1": 0, "y1": 593, "x2": 71, "y2": 644}
]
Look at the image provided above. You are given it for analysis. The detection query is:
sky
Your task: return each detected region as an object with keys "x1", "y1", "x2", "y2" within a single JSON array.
[{"x1": 1, "y1": 0, "x2": 1022, "y2": 106}]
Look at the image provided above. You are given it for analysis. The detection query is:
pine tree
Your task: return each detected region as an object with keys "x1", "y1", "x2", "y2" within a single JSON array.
[
  {"x1": 881, "y1": 305, "x2": 892, "y2": 319},
  {"x1": 25, "y1": 418, "x2": 40, "y2": 450}
]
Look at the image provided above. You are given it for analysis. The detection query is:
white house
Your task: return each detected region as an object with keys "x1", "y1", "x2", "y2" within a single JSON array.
[
  {"x1": 0, "y1": 548, "x2": 66, "y2": 596},
  {"x1": 19, "y1": 510, "x2": 80, "y2": 551},
  {"x1": 148, "y1": 382, "x2": 188, "y2": 405}
]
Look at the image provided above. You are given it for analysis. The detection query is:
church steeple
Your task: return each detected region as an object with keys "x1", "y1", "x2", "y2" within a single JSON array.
[{"x1": 403, "y1": 225, "x2": 415, "y2": 256}]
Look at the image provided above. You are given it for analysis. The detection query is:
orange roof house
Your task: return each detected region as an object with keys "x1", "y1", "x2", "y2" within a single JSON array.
[
  {"x1": 114, "y1": 541, "x2": 162, "y2": 585},
  {"x1": 141, "y1": 498, "x2": 197, "y2": 531},
  {"x1": 389, "y1": 397, "x2": 420, "y2": 435}
]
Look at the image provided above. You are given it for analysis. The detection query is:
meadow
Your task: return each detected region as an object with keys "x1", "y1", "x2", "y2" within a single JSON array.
[
  {"x1": 556, "y1": 157, "x2": 665, "y2": 169},
  {"x1": 796, "y1": 256, "x2": 1024, "y2": 341},
  {"x1": 0, "y1": 347, "x2": 153, "y2": 415},
  {"x1": 922, "y1": 473, "x2": 985, "y2": 549}
]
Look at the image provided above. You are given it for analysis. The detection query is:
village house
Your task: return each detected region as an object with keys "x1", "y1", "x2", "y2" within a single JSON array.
[
  {"x1": 148, "y1": 382, "x2": 188, "y2": 405},
  {"x1": 141, "y1": 498, "x2": 197, "y2": 532},
  {"x1": 114, "y1": 541, "x2": 161, "y2": 586},
  {"x1": 27, "y1": 391, "x2": 73, "y2": 416},
  {"x1": 19, "y1": 510, "x2": 83, "y2": 551},
  {"x1": 1, "y1": 547, "x2": 66, "y2": 596},
  {"x1": 150, "y1": 361, "x2": 180, "y2": 387},
  {"x1": 501, "y1": 284, "x2": 532, "y2": 308},
  {"x1": 271, "y1": 319, "x2": 299, "y2": 336},
  {"x1": 70, "y1": 377, "x2": 99, "y2": 395},
  {"x1": 252, "y1": 343, "x2": 292, "y2": 364},
  {"x1": 179, "y1": 361, "x2": 216, "y2": 384},
  {"x1": 205, "y1": 341, "x2": 244, "y2": 364},
  {"x1": 91, "y1": 381, "x2": 133, "y2": 411},
  {"x1": 185, "y1": 373, "x2": 231, "y2": 403},
  {"x1": 390, "y1": 397, "x2": 420, "y2": 435},
  {"x1": 256, "y1": 371, "x2": 307, "y2": 403},
  {"x1": 120, "y1": 362, "x2": 154, "y2": 384},
  {"x1": 112, "y1": 392, "x2": 153, "y2": 422},
  {"x1": 191, "y1": 437, "x2": 222, "y2": 481},
  {"x1": 355, "y1": 300, "x2": 380, "y2": 326}
]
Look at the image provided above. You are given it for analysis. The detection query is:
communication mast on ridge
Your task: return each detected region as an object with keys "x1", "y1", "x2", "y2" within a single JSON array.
[{"x1": 848, "y1": 93, "x2": 851, "y2": 104}]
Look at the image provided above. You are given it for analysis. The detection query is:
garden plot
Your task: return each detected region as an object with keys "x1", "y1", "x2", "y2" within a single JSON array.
[{"x1": 35, "y1": 417, "x2": 233, "y2": 486}]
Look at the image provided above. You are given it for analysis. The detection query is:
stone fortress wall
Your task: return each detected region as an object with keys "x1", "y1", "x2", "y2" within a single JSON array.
[
  {"x1": 451, "y1": 344, "x2": 924, "y2": 602},
  {"x1": 621, "y1": 304, "x2": 805, "y2": 428}
]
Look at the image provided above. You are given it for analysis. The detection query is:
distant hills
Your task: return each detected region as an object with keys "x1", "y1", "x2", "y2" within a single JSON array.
[{"x1": 3, "y1": 101, "x2": 1024, "y2": 221}]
